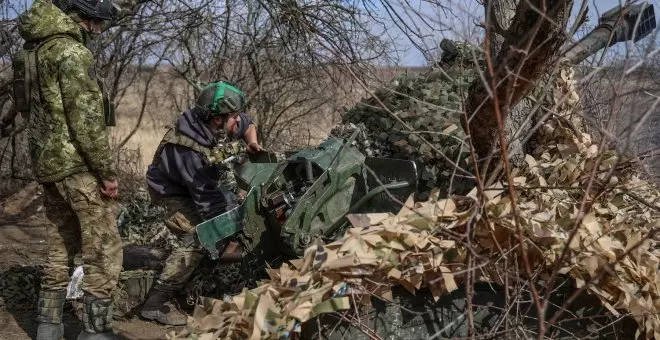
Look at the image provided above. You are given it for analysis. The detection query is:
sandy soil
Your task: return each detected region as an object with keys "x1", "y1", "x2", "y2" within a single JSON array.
[{"x1": 0, "y1": 183, "x2": 178, "y2": 340}]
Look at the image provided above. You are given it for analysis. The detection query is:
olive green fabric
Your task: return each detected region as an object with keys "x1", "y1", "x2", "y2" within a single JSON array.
[
  {"x1": 151, "y1": 125, "x2": 214, "y2": 166},
  {"x1": 18, "y1": 0, "x2": 116, "y2": 183},
  {"x1": 151, "y1": 122, "x2": 247, "y2": 167},
  {"x1": 41, "y1": 172, "x2": 123, "y2": 299},
  {"x1": 147, "y1": 188, "x2": 205, "y2": 291}
]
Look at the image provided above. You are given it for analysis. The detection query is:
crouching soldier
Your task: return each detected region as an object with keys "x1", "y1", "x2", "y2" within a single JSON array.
[{"x1": 141, "y1": 82, "x2": 262, "y2": 325}]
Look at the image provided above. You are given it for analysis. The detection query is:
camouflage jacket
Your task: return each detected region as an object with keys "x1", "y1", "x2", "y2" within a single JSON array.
[
  {"x1": 17, "y1": 0, "x2": 116, "y2": 183},
  {"x1": 146, "y1": 108, "x2": 254, "y2": 220}
]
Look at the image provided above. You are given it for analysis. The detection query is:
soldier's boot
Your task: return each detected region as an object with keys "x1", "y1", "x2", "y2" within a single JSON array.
[
  {"x1": 77, "y1": 294, "x2": 118, "y2": 340},
  {"x1": 36, "y1": 290, "x2": 66, "y2": 340},
  {"x1": 139, "y1": 287, "x2": 187, "y2": 326}
]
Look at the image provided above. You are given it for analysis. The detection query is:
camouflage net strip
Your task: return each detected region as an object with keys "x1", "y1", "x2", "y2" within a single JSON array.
[
  {"x1": 169, "y1": 114, "x2": 659, "y2": 339},
  {"x1": 165, "y1": 51, "x2": 660, "y2": 340}
]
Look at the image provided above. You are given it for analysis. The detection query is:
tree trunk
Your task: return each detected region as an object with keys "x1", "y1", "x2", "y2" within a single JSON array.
[
  {"x1": 490, "y1": 0, "x2": 531, "y2": 167},
  {"x1": 489, "y1": 0, "x2": 518, "y2": 56},
  {"x1": 464, "y1": 0, "x2": 574, "y2": 159}
]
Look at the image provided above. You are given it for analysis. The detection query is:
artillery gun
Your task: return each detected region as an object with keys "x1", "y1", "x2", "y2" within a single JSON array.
[
  {"x1": 115, "y1": 131, "x2": 640, "y2": 340},
  {"x1": 111, "y1": 128, "x2": 421, "y2": 316},
  {"x1": 41, "y1": 1, "x2": 660, "y2": 338},
  {"x1": 195, "y1": 128, "x2": 418, "y2": 263}
]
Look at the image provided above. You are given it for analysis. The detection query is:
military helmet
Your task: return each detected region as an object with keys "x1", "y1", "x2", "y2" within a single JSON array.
[
  {"x1": 195, "y1": 82, "x2": 247, "y2": 119},
  {"x1": 53, "y1": 0, "x2": 120, "y2": 21}
]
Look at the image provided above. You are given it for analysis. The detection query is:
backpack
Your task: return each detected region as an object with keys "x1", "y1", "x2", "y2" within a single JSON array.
[{"x1": 8, "y1": 33, "x2": 115, "y2": 135}]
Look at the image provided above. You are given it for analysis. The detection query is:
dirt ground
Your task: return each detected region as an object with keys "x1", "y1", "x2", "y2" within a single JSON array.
[{"x1": 0, "y1": 183, "x2": 179, "y2": 340}]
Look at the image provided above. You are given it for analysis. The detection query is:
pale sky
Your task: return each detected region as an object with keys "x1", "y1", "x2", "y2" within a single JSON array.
[
  {"x1": 387, "y1": 0, "x2": 660, "y2": 65},
  {"x1": 5, "y1": 0, "x2": 659, "y2": 66}
]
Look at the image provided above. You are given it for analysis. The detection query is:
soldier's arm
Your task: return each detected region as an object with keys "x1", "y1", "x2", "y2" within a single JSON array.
[
  {"x1": 243, "y1": 124, "x2": 258, "y2": 145},
  {"x1": 57, "y1": 43, "x2": 116, "y2": 181},
  {"x1": 237, "y1": 112, "x2": 261, "y2": 151}
]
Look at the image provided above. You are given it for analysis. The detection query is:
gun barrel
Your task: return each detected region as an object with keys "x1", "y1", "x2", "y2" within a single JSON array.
[
  {"x1": 563, "y1": 26, "x2": 615, "y2": 64},
  {"x1": 562, "y1": 2, "x2": 656, "y2": 64}
]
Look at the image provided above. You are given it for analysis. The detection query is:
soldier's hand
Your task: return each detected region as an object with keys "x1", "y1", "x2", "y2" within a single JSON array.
[
  {"x1": 237, "y1": 189, "x2": 247, "y2": 201},
  {"x1": 246, "y1": 142, "x2": 263, "y2": 153},
  {"x1": 100, "y1": 179, "x2": 119, "y2": 198}
]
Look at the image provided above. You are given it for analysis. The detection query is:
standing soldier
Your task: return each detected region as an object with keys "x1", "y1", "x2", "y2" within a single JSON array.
[
  {"x1": 140, "y1": 81, "x2": 262, "y2": 325},
  {"x1": 17, "y1": 0, "x2": 122, "y2": 339}
]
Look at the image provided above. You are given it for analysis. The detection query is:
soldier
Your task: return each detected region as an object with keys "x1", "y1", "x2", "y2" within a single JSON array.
[
  {"x1": 16, "y1": 0, "x2": 122, "y2": 339},
  {"x1": 140, "y1": 81, "x2": 262, "y2": 325}
]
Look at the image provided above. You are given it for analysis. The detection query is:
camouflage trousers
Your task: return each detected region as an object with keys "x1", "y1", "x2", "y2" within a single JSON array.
[
  {"x1": 148, "y1": 188, "x2": 205, "y2": 291},
  {"x1": 42, "y1": 172, "x2": 123, "y2": 299}
]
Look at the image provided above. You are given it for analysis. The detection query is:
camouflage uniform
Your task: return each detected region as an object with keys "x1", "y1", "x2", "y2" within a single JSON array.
[
  {"x1": 142, "y1": 107, "x2": 250, "y2": 325},
  {"x1": 17, "y1": 0, "x2": 122, "y2": 334},
  {"x1": 147, "y1": 186, "x2": 205, "y2": 292}
]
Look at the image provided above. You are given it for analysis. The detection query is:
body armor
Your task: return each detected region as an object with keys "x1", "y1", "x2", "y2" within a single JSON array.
[{"x1": 151, "y1": 123, "x2": 247, "y2": 190}]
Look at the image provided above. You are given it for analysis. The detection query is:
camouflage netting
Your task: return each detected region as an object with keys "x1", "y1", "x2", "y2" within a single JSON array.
[
  {"x1": 169, "y1": 47, "x2": 660, "y2": 339},
  {"x1": 172, "y1": 118, "x2": 660, "y2": 339},
  {"x1": 0, "y1": 265, "x2": 42, "y2": 310},
  {"x1": 330, "y1": 40, "x2": 587, "y2": 197},
  {"x1": 331, "y1": 40, "x2": 486, "y2": 197},
  {"x1": 116, "y1": 188, "x2": 182, "y2": 249}
]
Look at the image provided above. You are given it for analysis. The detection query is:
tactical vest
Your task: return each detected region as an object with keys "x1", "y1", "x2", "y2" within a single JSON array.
[
  {"x1": 151, "y1": 122, "x2": 248, "y2": 195},
  {"x1": 151, "y1": 125, "x2": 214, "y2": 166},
  {"x1": 12, "y1": 33, "x2": 115, "y2": 127},
  {"x1": 151, "y1": 122, "x2": 246, "y2": 167}
]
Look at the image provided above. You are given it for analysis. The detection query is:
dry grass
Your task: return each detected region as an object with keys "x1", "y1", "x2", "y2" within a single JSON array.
[
  {"x1": 107, "y1": 66, "x2": 415, "y2": 176},
  {"x1": 109, "y1": 70, "x2": 195, "y2": 175}
]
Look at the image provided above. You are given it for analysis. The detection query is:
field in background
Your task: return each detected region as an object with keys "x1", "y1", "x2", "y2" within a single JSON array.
[
  {"x1": 108, "y1": 66, "x2": 423, "y2": 176},
  {"x1": 1, "y1": 64, "x2": 657, "y2": 194}
]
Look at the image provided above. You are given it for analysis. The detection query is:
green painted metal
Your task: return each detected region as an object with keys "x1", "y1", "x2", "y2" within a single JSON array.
[
  {"x1": 194, "y1": 132, "x2": 419, "y2": 261},
  {"x1": 195, "y1": 188, "x2": 257, "y2": 260}
]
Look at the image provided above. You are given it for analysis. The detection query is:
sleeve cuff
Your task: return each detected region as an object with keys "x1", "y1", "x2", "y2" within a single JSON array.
[{"x1": 96, "y1": 168, "x2": 118, "y2": 181}]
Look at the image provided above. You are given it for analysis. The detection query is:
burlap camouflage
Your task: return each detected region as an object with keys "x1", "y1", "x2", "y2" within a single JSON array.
[
  {"x1": 41, "y1": 172, "x2": 123, "y2": 299},
  {"x1": 18, "y1": 0, "x2": 116, "y2": 183},
  {"x1": 147, "y1": 188, "x2": 206, "y2": 291}
]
